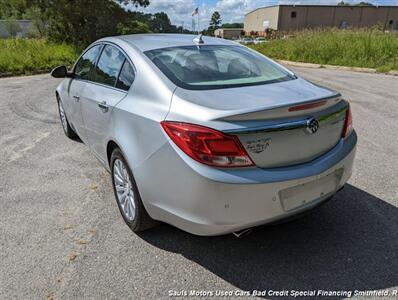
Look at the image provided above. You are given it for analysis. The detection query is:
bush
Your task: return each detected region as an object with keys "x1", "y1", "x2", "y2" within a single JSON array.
[
  {"x1": 0, "y1": 39, "x2": 78, "y2": 75},
  {"x1": 251, "y1": 28, "x2": 398, "y2": 71}
]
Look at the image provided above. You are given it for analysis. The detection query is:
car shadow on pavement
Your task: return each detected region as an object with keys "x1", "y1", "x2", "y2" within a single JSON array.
[{"x1": 138, "y1": 184, "x2": 398, "y2": 298}]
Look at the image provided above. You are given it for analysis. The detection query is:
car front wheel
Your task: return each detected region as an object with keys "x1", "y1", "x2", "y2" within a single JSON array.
[
  {"x1": 57, "y1": 95, "x2": 77, "y2": 139},
  {"x1": 111, "y1": 148, "x2": 157, "y2": 232}
]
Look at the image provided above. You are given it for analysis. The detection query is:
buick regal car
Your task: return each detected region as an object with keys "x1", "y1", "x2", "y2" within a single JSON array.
[{"x1": 51, "y1": 34, "x2": 356, "y2": 236}]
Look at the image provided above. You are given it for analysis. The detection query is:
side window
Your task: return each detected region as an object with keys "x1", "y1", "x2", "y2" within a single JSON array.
[
  {"x1": 116, "y1": 60, "x2": 135, "y2": 91},
  {"x1": 74, "y1": 45, "x2": 102, "y2": 80},
  {"x1": 93, "y1": 45, "x2": 125, "y2": 87}
]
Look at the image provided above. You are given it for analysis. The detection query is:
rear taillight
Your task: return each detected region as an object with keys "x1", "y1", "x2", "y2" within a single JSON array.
[
  {"x1": 161, "y1": 121, "x2": 254, "y2": 168},
  {"x1": 342, "y1": 105, "x2": 353, "y2": 138}
]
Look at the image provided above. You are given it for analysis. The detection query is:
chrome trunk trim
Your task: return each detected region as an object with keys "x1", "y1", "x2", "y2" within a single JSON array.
[{"x1": 224, "y1": 103, "x2": 348, "y2": 135}]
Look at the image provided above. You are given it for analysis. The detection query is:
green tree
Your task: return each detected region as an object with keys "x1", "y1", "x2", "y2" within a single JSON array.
[
  {"x1": 221, "y1": 23, "x2": 243, "y2": 28},
  {"x1": 28, "y1": 0, "x2": 150, "y2": 47},
  {"x1": 0, "y1": 0, "x2": 28, "y2": 18},
  {"x1": 209, "y1": 11, "x2": 222, "y2": 31},
  {"x1": 150, "y1": 12, "x2": 176, "y2": 33},
  {"x1": 1, "y1": 0, "x2": 185, "y2": 45},
  {"x1": 0, "y1": 1, "x2": 48, "y2": 38},
  {"x1": 337, "y1": 1, "x2": 350, "y2": 5},
  {"x1": 24, "y1": 6, "x2": 47, "y2": 38},
  {"x1": 117, "y1": 20, "x2": 151, "y2": 35}
]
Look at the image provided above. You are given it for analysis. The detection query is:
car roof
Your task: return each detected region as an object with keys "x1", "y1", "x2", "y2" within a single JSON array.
[{"x1": 114, "y1": 34, "x2": 237, "y2": 52}]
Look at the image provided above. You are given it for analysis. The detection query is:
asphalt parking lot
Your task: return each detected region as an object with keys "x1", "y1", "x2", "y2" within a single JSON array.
[{"x1": 0, "y1": 66, "x2": 397, "y2": 299}]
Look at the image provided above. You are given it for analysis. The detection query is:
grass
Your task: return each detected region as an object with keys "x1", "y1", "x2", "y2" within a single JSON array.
[
  {"x1": 251, "y1": 28, "x2": 398, "y2": 72},
  {"x1": 0, "y1": 39, "x2": 78, "y2": 75},
  {"x1": 1, "y1": 30, "x2": 398, "y2": 76}
]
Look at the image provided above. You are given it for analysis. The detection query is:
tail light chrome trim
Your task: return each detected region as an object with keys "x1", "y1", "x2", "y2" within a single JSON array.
[{"x1": 224, "y1": 105, "x2": 348, "y2": 135}]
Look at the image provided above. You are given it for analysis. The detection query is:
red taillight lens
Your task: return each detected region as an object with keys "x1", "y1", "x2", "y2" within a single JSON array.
[
  {"x1": 342, "y1": 105, "x2": 353, "y2": 138},
  {"x1": 161, "y1": 121, "x2": 254, "y2": 168}
]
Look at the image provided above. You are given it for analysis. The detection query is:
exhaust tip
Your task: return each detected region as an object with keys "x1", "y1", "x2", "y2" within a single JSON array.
[{"x1": 232, "y1": 228, "x2": 253, "y2": 238}]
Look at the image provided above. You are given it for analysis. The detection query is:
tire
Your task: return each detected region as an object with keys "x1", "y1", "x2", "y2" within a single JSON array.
[
  {"x1": 57, "y1": 94, "x2": 77, "y2": 139},
  {"x1": 111, "y1": 148, "x2": 157, "y2": 232}
]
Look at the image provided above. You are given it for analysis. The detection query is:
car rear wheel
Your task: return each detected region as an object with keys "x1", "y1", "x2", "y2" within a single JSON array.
[
  {"x1": 57, "y1": 95, "x2": 77, "y2": 139},
  {"x1": 111, "y1": 148, "x2": 157, "y2": 232}
]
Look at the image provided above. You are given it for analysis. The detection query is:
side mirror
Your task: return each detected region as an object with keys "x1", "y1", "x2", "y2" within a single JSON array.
[{"x1": 51, "y1": 65, "x2": 73, "y2": 78}]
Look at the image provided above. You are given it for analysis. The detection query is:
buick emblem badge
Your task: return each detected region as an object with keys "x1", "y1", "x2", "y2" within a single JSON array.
[
  {"x1": 306, "y1": 117, "x2": 319, "y2": 134},
  {"x1": 246, "y1": 137, "x2": 272, "y2": 154}
]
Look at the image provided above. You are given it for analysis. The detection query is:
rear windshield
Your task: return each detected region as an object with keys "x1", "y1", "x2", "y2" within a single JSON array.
[{"x1": 144, "y1": 45, "x2": 295, "y2": 90}]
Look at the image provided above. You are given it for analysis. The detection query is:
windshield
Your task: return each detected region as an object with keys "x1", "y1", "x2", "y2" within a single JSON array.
[{"x1": 144, "y1": 45, "x2": 295, "y2": 90}]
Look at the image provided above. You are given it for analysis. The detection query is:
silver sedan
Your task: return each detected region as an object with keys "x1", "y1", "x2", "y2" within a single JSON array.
[{"x1": 51, "y1": 34, "x2": 357, "y2": 236}]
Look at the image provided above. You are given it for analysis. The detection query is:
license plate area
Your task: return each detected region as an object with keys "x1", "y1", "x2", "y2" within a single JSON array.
[{"x1": 279, "y1": 169, "x2": 343, "y2": 212}]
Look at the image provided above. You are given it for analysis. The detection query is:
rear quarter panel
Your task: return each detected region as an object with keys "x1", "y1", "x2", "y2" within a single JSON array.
[{"x1": 107, "y1": 39, "x2": 176, "y2": 173}]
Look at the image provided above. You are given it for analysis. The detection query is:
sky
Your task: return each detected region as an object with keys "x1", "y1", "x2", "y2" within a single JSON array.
[{"x1": 131, "y1": 0, "x2": 398, "y2": 30}]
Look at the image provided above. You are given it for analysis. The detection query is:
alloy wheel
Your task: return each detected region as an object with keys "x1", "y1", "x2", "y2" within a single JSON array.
[
  {"x1": 113, "y1": 159, "x2": 136, "y2": 221},
  {"x1": 58, "y1": 100, "x2": 68, "y2": 132}
]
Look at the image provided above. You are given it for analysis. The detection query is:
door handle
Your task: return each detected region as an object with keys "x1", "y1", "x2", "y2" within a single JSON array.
[
  {"x1": 98, "y1": 101, "x2": 109, "y2": 113},
  {"x1": 73, "y1": 95, "x2": 80, "y2": 102}
]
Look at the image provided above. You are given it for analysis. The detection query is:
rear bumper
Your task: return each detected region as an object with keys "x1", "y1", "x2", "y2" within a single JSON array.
[{"x1": 135, "y1": 131, "x2": 357, "y2": 236}]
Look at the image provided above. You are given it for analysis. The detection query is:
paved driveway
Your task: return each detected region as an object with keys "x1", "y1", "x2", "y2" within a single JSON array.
[{"x1": 0, "y1": 67, "x2": 397, "y2": 299}]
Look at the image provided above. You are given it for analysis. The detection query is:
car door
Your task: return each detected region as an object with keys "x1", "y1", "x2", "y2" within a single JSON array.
[
  {"x1": 67, "y1": 44, "x2": 102, "y2": 142},
  {"x1": 80, "y1": 44, "x2": 135, "y2": 163}
]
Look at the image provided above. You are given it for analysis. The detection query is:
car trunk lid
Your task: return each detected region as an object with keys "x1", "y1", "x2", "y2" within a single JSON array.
[
  {"x1": 168, "y1": 77, "x2": 347, "y2": 168},
  {"x1": 225, "y1": 102, "x2": 347, "y2": 168}
]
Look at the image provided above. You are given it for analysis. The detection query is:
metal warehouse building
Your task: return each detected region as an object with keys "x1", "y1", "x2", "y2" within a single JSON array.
[
  {"x1": 0, "y1": 20, "x2": 33, "y2": 38},
  {"x1": 244, "y1": 5, "x2": 398, "y2": 33},
  {"x1": 214, "y1": 28, "x2": 243, "y2": 39}
]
